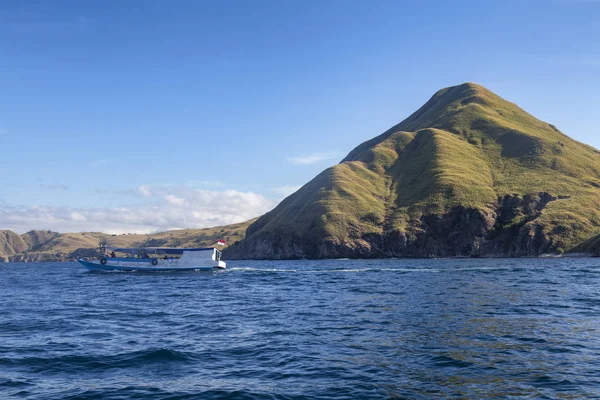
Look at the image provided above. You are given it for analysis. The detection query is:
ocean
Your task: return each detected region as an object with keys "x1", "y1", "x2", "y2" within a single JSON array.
[{"x1": 1, "y1": 258, "x2": 599, "y2": 399}]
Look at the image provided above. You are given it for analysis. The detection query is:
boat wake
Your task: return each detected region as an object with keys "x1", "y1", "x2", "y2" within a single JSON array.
[{"x1": 226, "y1": 267, "x2": 440, "y2": 273}]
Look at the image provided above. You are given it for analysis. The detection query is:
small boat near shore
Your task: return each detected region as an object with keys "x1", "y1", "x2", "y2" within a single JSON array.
[{"x1": 78, "y1": 247, "x2": 226, "y2": 272}]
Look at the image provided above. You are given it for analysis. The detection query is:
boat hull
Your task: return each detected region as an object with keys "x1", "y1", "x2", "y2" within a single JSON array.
[{"x1": 78, "y1": 259, "x2": 225, "y2": 272}]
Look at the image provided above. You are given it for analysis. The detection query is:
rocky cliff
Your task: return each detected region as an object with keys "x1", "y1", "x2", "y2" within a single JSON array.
[{"x1": 226, "y1": 193, "x2": 560, "y2": 259}]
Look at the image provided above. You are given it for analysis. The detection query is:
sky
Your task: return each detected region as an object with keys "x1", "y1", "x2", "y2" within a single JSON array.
[{"x1": 0, "y1": 0, "x2": 599, "y2": 234}]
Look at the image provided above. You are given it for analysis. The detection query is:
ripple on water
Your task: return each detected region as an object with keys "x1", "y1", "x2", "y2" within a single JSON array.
[
  {"x1": 431, "y1": 355, "x2": 474, "y2": 369},
  {"x1": 0, "y1": 348, "x2": 198, "y2": 374},
  {"x1": 0, "y1": 259, "x2": 599, "y2": 398}
]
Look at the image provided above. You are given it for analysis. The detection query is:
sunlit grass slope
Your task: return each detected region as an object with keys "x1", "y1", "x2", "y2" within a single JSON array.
[
  {"x1": 0, "y1": 230, "x2": 29, "y2": 258},
  {"x1": 237, "y1": 83, "x2": 600, "y2": 255}
]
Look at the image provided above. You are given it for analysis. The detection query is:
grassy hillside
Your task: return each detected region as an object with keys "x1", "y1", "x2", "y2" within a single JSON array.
[
  {"x1": 2, "y1": 219, "x2": 256, "y2": 262},
  {"x1": 228, "y1": 83, "x2": 600, "y2": 259},
  {"x1": 570, "y1": 232, "x2": 600, "y2": 255},
  {"x1": 0, "y1": 230, "x2": 29, "y2": 259}
]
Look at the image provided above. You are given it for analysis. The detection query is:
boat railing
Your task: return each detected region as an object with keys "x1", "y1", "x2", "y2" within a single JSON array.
[{"x1": 103, "y1": 257, "x2": 157, "y2": 263}]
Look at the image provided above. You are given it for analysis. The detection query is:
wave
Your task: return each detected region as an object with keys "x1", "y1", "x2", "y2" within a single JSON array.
[
  {"x1": 3, "y1": 259, "x2": 598, "y2": 399},
  {"x1": 0, "y1": 377, "x2": 33, "y2": 388},
  {"x1": 431, "y1": 355, "x2": 474, "y2": 369},
  {"x1": 58, "y1": 387, "x2": 320, "y2": 400},
  {"x1": 0, "y1": 348, "x2": 196, "y2": 373}
]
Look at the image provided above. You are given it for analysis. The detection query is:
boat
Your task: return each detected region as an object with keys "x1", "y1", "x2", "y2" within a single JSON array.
[{"x1": 78, "y1": 247, "x2": 226, "y2": 272}]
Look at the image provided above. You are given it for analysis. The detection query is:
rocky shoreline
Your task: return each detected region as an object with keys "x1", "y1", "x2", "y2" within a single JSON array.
[
  {"x1": 224, "y1": 193, "x2": 595, "y2": 260},
  {"x1": 1, "y1": 252, "x2": 597, "y2": 263},
  {"x1": 1, "y1": 248, "x2": 101, "y2": 263}
]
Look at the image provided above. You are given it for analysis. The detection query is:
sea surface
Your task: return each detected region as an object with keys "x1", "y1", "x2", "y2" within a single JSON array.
[{"x1": 1, "y1": 258, "x2": 599, "y2": 399}]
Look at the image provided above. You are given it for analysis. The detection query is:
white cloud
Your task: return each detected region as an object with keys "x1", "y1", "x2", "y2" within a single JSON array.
[
  {"x1": 165, "y1": 194, "x2": 185, "y2": 206},
  {"x1": 70, "y1": 211, "x2": 87, "y2": 222},
  {"x1": 0, "y1": 186, "x2": 277, "y2": 234},
  {"x1": 271, "y1": 185, "x2": 302, "y2": 197},
  {"x1": 98, "y1": 181, "x2": 226, "y2": 196},
  {"x1": 286, "y1": 151, "x2": 341, "y2": 165},
  {"x1": 138, "y1": 185, "x2": 152, "y2": 197}
]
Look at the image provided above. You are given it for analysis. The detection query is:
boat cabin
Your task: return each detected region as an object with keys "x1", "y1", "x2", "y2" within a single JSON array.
[{"x1": 106, "y1": 247, "x2": 222, "y2": 263}]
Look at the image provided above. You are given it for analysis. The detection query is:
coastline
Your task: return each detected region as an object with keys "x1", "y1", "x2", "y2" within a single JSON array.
[{"x1": 2, "y1": 252, "x2": 597, "y2": 263}]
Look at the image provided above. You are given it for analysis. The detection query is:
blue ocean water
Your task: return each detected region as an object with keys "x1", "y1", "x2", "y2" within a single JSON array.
[{"x1": 1, "y1": 258, "x2": 599, "y2": 399}]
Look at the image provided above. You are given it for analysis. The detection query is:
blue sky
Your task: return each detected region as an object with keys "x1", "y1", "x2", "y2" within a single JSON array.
[{"x1": 0, "y1": 0, "x2": 599, "y2": 233}]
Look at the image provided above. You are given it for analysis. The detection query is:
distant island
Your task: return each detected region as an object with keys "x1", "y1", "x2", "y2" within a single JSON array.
[
  {"x1": 3, "y1": 83, "x2": 600, "y2": 262},
  {"x1": 226, "y1": 83, "x2": 600, "y2": 259},
  {"x1": 0, "y1": 220, "x2": 254, "y2": 262}
]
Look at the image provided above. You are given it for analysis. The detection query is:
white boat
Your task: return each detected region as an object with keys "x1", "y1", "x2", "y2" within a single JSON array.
[{"x1": 78, "y1": 247, "x2": 226, "y2": 272}]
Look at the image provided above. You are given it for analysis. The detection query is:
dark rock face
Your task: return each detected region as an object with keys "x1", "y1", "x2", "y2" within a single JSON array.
[
  {"x1": 224, "y1": 192, "x2": 558, "y2": 260},
  {"x1": 69, "y1": 248, "x2": 103, "y2": 260}
]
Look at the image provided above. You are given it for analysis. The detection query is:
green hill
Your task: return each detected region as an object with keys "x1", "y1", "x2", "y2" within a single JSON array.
[
  {"x1": 1, "y1": 219, "x2": 255, "y2": 262},
  {"x1": 226, "y1": 83, "x2": 600, "y2": 259},
  {"x1": 570, "y1": 233, "x2": 600, "y2": 255}
]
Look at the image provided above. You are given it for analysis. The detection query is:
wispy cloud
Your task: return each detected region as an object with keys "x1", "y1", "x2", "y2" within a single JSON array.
[
  {"x1": 94, "y1": 185, "x2": 153, "y2": 197},
  {"x1": 95, "y1": 187, "x2": 137, "y2": 196},
  {"x1": 90, "y1": 159, "x2": 111, "y2": 166},
  {"x1": 40, "y1": 184, "x2": 69, "y2": 191},
  {"x1": 271, "y1": 185, "x2": 302, "y2": 197},
  {"x1": 186, "y1": 180, "x2": 225, "y2": 188},
  {"x1": 0, "y1": 187, "x2": 277, "y2": 234},
  {"x1": 138, "y1": 185, "x2": 152, "y2": 197},
  {"x1": 286, "y1": 151, "x2": 341, "y2": 165}
]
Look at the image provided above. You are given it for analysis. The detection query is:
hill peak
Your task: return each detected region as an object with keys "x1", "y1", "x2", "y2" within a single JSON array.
[
  {"x1": 433, "y1": 81, "x2": 490, "y2": 97},
  {"x1": 428, "y1": 82, "x2": 498, "y2": 107},
  {"x1": 395, "y1": 81, "x2": 513, "y2": 130},
  {"x1": 343, "y1": 82, "x2": 557, "y2": 163}
]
